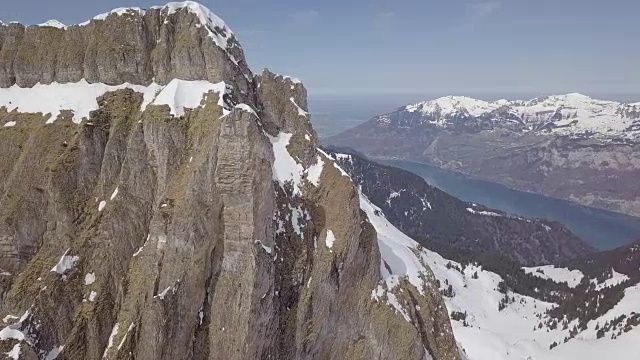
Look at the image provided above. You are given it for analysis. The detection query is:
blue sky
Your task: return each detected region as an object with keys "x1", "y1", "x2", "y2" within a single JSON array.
[{"x1": 4, "y1": 0, "x2": 638, "y2": 97}]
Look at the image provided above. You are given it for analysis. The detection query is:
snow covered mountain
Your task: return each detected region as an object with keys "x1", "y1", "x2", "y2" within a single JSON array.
[
  {"x1": 0, "y1": 3, "x2": 460, "y2": 359},
  {"x1": 381, "y1": 93, "x2": 640, "y2": 140},
  {"x1": 356, "y1": 167, "x2": 640, "y2": 360},
  {"x1": 328, "y1": 94, "x2": 640, "y2": 218}
]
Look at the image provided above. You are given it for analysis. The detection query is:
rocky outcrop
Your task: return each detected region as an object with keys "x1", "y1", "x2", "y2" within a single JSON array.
[
  {"x1": 0, "y1": 3, "x2": 460, "y2": 359},
  {"x1": 0, "y1": 4, "x2": 251, "y2": 91}
]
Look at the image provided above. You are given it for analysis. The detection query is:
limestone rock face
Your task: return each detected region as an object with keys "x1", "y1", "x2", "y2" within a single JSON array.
[
  {"x1": 0, "y1": 3, "x2": 460, "y2": 359},
  {"x1": 0, "y1": 5, "x2": 251, "y2": 91}
]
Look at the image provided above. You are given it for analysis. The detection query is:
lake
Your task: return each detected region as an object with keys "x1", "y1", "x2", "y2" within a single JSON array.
[{"x1": 383, "y1": 160, "x2": 640, "y2": 251}]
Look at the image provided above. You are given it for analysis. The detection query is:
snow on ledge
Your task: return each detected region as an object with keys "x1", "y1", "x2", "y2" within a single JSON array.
[
  {"x1": 84, "y1": 272, "x2": 96, "y2": 286},
  {"x1": 268, "y1": 132, "x2": 326, "y2": 195},
  {"x1": 325, "y1": 230, "x2": 336, "y2": 249},
  {"x1": 234, "y1": 103, "x2": 258, "y2": 117},
  {"x1": 79, "y1": 8, "x2": 146, "y2": 26},
  {"x1": 0, "y1": 79, "x2": 231, "y2": 124},
  {"x1": 38, "y1": 20, "x2": 67, "y2": 29},
  {"x1": 50, "y1": 249, "x2": 79, "y2": 275},
  {"x1": 290, "y1": 97, "x2": 308, "y2": 117},
  {"x1": 283, "y1": 76, "x2": 301, "y2": 84},
  {"x1": 6, "y1": 343, "x2": 20, "y2": 359},
  {"x1": 254, "y1": 240, "x2": 273, "y2": 254},
  {"x1": 523, "y1": 265, "x2": 584, "y2": 288},
  {"x1": 466, "y1": 207, "x2": 503, "y2": 217},
  {"x1": 591, "y1": 268, "x2": 630, "y2": 291}
]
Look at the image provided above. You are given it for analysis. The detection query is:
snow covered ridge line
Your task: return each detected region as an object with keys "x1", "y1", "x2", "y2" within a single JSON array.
[
  {"x1": 391, "y1": 92, "x2": 640, "y2": 139},
  {"x1": 0, "y1": 79, "x2": 236, "y2": 125}
]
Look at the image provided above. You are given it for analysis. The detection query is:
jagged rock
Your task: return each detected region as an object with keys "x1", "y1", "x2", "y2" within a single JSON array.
[
  {"x1": 0, "y1": 5, "x2": 251, "y2": 91},
  {"x1": 0, "y1": 3, "x2": 460, "y2": 359}
]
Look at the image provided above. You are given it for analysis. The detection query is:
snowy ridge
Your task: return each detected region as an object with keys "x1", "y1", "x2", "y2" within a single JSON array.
[
  {"x1": 38, "y1": 20, "x2": 67, "y2": 29},
  {"x1": 361, "y1": 193, "x2": 640, "y2": 360},
  {"x1": 79, "y1": 8, "x2": 146, "y2": 26},
  {"x1": 390, "y1": 93, "x2": 640, "y2": 140},
  {"x1": 406, "y1": 96, "x2": 500, "y2": 118}
]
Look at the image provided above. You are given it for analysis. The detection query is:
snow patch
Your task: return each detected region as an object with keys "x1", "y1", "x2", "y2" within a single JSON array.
[
  {"x1": 269, "y1": 133, "x2": 326, "y2": 194},
  {"x1": 110, "y1": 187, "x2": 119, "y2": 201},
  {"x1": 0, "y1": 79, "x2": 231, "y2": 124},
  {"x1": 3, "y1": 121, "x2": 16, "y2": 127},
  {"x1": 290, "y1": 97, "x2": 308, "y2": 117},
  {"x1": 147, "y1": 80, "x2": 230, "y2": 117},
  {"x1": 133, "y1": 234, "x2": 150, "y2": 257},
  {"x1": 0, "y1": 80, "x2": 151, "y2": 123},
  {"x1": 523, "y1": 265, "x2": 584, "y2": 288},
  {"x1": 2, "y1": 315, "x2": 18, "y2": 323},
  {"x1": 155, "y1": 286, "x2": 175, "y2": 300},
  {"x1": 117, "y1": 323, "x2": 135, "y2": 350},
  {"x1": 466, "y1": 207, "x2": 502, "y2": 217},
  {"x1": 325, "y1": 230, "x2": 336, "y2": 249},
  {"x1": 290, "y1": 206, "x2": 307, "y2": 239},
  {"x1": 88, "y1": 291, "x2": 98, "y2": 302},
  {"x1": 591, "y1": 268, "x2": 630, "y2": 291},
  {"x1": 98, "y1": 201, "x2": 107, "y2": 212},
  {"x1": 0, "y1": 310, "x2": 31, "y2": 341},
  {"x1": 254, "y1": 240, "x2": 273, "y2": 254},
  {"x1": 269, "y1": 133, "x2": 304, "y2": 194},
  {"x1": 5, "y1": 343, "x2": 20, "y2": 360},
  {"x1": 84, "y1": 272, "x2": 96, "y2": 285},
  {"x1": 44, "y1": 346, "x2": 64, "y2": 360},
  {"x1": 234, "y1": 103, "x2": 257, "y2": 117},
  {"x1": 39, "y1": 20, "x2": 67, "y2": 29},
  {"x1": 282, "y1": 76, "x2": 301, "y2": 84},
  {"x1": 51, "y1": 249, "x2": 79, "y2": 275},
  {"x1": 306, "y1": 155, "x2": 324, "y2": 186},
  {"x1": 103, "y1": 323, "x2": 120, "y2": 357}
]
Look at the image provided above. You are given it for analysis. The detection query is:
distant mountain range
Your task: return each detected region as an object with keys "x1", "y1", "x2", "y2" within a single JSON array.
[
  {"x1": 376, "y1": 93, "x2": 640, "y2": 139},
  {"x1": 327, "y1": 93, "x2": 640, "y2": 217}
]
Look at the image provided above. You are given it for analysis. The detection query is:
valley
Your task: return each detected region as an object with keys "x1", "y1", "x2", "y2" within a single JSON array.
[
  {"x1": 383, "y1": 159, "x2": 640, "y2": 250},
  {"x1": 327, "y1": 94, "x2": 640, "y2": 218}
]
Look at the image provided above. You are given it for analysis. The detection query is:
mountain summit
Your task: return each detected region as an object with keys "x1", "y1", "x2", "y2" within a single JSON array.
[{"x1": 0, "y1": 3, "x2": 460, "y2": 359}]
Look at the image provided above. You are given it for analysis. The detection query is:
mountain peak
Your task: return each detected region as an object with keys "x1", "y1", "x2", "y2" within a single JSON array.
[
  {"x1": 406, "y1": 96, "x2": 496, "y2": 117},
  {"x1": 37, "y1": 20, "x2": 67, "y2": 29}
]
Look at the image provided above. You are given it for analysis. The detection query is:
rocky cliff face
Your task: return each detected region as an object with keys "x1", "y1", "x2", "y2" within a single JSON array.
[
  {"x1": 0, "y1": 3, "x2": 251, "y2": 90},
  {"x1": 0, "y1": 3, "x2": 460, "y2": 360}
]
